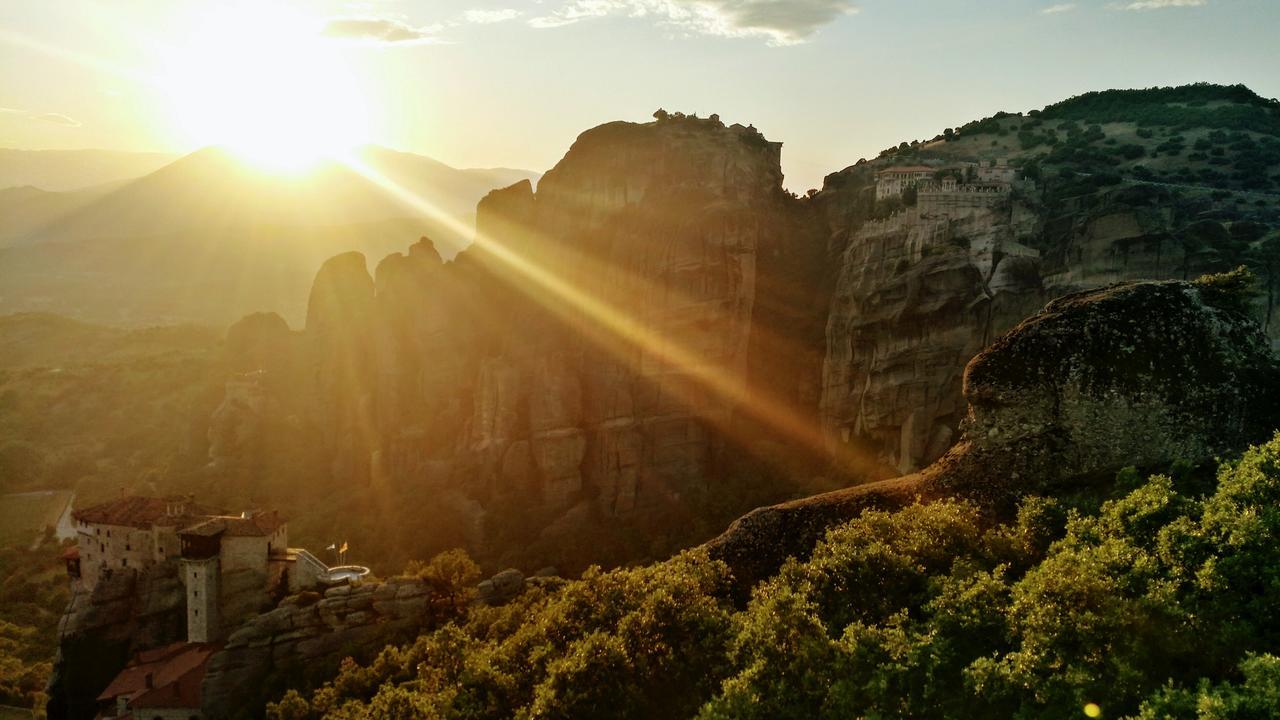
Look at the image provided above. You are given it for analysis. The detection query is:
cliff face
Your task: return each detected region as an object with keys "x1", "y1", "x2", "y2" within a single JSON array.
[
  {"x1": 814, "y1": 170, "x2": 1276, "y2": 476},
  {"x1": 207, "y1": 112, "x2": 1279, "y2": 568},
  {"x1": 267, "y1": 116, "x2": 828, "y2": 565},
  {"x1": 46, "y1": 566, "x2": 186, "y2": 720},
  {"x1": 816, "y1": 172, "x2": 1046, "y2": 475},
  {"x1": 200, "y1": 578, "x2": 446, "y2": 719},
  {"x1": 709, "y1": 277, "x2": 1280, "y2": 590}
]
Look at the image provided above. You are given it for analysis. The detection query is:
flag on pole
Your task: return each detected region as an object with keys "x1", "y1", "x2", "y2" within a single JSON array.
[
  {"x1": 326, "y1": 544, "x2": 336, "y2": 551},
  {"x1": 340, "y1": 541, "x2": 348, "y2": 554}
]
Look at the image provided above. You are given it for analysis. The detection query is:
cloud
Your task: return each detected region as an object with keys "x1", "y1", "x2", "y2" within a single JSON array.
[
  {"x1": 464, "y1": 8, "x2": 521, "y2": 24},
  {"x1": 1120, "y1": 0, "x2": 1206, "y2": 9},
  {"x1": 1042, "y1": 3, "x2": 1077, "y2": 13},
  {"x1": 321, "y1": 17, "x2": 443, "y2": 44},
  {"x1": 529, "y1": 0, "x2": 858, "y2": 45},
  {"x1": 0, "y1": 107, "x2": 82, "y2": 127},
  {"x1": 30, "y1": 112, "x2": 82, "y2": 127}
]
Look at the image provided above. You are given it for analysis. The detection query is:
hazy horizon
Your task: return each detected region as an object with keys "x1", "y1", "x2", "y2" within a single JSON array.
[{"x1": 3, "y1": 0, "x2": 1279, "y2": 190}]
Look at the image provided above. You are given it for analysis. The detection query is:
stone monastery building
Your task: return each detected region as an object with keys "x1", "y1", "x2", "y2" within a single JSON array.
[
  {"x1": 68, "y1": 495, "x2": 338, "y2": 719},
  {"x1": 68, "y1": 496, "x2": 329, "y2": 641}
]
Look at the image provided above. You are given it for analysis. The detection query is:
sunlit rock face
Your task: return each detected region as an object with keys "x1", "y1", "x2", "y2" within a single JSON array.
[
  {"x1": 476, "y1": 117, "x2": 791, "y2": 516},
  {"x1": 305, "y1": 252, "x2": 377, "y2": 482},
  {"x1": 289, "y1": 115, "x2": 825, "y2": 552}
]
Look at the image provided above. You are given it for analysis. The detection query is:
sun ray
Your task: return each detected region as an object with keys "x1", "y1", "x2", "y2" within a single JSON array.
[{"x1": 338, "y1": 156, "x2": 864, "y2": 476}]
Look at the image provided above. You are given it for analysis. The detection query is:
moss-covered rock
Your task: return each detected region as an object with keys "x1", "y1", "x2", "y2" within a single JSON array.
[{"x1": 710, "y1": 277, "x2": 1280, "y2": 591}]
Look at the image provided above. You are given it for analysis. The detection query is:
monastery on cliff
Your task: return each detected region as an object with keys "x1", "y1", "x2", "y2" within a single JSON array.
[{"x1": 63, "y1": 495, "x2": 342, "y2": 719}]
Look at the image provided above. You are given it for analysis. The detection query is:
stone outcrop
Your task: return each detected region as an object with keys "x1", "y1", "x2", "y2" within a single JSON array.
[
  {"x1": 207, "y1": 371, "x2": 271, "y2": 466},
  {"x1": 813, "y1": 171, "x2": 1273, "y2": 476},
  {"x1": 205, "y1": 113, "x2": 1278, "y2": 570},
  {"x1": 200, "y1": 578, "x2": 445, "y2": 718},
  {"x1": 210, "y1": 115, "x2": 829, "y2": 568},
  {"x1": 46, "y1": 564, "x2": 186, "y2": 720},
  {"x1": 709, "y1": 277, "x2": 1280, "y2": 590},
  {"x1": 306, "y1": 252, "x2": 378, "y2": 482},
  {"x1": 47, "y1": 558, "x2": 285, "y2": 720}
]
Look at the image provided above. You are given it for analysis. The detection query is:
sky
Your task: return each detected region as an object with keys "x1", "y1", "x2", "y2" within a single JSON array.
[{"x1": 1, "y1": 0, "x2": 1278, "y2": 191}]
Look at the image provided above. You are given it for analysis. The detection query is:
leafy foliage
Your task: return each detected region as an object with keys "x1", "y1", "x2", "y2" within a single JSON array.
[
  {"x1": 274, "y1": 436, "x2": 1280, "y2": 719},
  {"x1": 0, "y1": 541, "x2": 70, "y2": 717}
]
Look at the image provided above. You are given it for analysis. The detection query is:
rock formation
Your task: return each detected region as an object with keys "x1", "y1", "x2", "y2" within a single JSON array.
[
  {"x1": 200, "y1": 578, "x2": 446, "y2": 718},
  {"x1": 204, "y1": 111, "x2": 1279, "y2": 569},
  {"x1": 809, "y1": 171, "x2": 1251, "y2": 476},
  {"x1": 708, "y1": 276, "x2": 1280, "y2": 590},
  {"x1": 214, "y1": 115, "x2": 829, "y2": 568},
  {"x1": 46, "y1": 565, "x2": 186, "y2": 720}
]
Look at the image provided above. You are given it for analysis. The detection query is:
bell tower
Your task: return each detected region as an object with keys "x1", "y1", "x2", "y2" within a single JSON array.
[{"x1": 179, "y1": 527, "x2": 223, "y2": 643}]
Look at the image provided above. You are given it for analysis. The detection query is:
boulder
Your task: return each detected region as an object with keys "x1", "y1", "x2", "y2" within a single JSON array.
[
  {"x1": 476, "y1": 568, "x2": 526, "y2": 606},
  {"x1": 711, "y1": 278, "x2": 1280, "y2": 592}
]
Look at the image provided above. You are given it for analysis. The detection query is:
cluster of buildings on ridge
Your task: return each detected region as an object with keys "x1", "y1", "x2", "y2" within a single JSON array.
[
  {"x1": 63, "y1": 495, "x2": 355, "y2": 720},
  {"x1": 875, "y1": 158, "x2": 1021, "y2": 201}
]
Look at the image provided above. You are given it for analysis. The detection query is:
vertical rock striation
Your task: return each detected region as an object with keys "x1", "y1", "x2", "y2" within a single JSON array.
[{"x1": 241, "y1": 115, "x2": 828, "y2": 564}]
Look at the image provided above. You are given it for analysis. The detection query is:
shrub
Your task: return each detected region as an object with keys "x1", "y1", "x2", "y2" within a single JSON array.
[{"x1": 284, "y1": 438, "x2": 1280, "y2": 720}]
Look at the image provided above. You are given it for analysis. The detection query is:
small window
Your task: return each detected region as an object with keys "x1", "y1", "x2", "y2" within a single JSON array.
[
  {"x1": 194, "y1": 609, "x2": 199, "y2": 616},
  {"x1": 122, "y1": 559, "x2": 128, "y2": 567},
  {"x1": 194, "y1": 589, "x2": 199, "y2": 598},
  {"x1": 126, "y1": 543, "x2": 131, "y2": 551}
]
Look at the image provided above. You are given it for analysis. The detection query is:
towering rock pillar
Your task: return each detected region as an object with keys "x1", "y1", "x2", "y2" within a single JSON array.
[{"x1": 305, "y1": 252, "x2": 378, "y2": 482}]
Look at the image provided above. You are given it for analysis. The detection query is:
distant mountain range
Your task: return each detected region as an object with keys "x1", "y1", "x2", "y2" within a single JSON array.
[
  {"x1": 0, "y1": 148, "x2": 177, "y2": 191},
  {"x1": 0, "y1": 146, "x2": 538, "y2": 326}
]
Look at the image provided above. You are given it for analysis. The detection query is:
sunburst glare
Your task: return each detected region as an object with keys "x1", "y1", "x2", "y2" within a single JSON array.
[{"x1": 159, "y1": 6, "x2": 368, "y2": 172}]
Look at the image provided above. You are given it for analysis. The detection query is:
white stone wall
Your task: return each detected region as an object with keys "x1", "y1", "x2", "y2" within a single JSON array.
[{"x1": 75, "y1": 521, "x2": 158, "y2": 589}]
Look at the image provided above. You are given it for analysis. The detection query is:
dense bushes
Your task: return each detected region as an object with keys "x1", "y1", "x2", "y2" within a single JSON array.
[
  {"x1": 273, "y1": 435, "x2": 1280, "y2": 719},
  {"x1": 270, "y1": 553, "x2": 737, "y2": 720}
]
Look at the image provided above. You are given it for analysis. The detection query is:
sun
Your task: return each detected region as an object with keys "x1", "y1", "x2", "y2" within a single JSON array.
[{"x1": 161, "y1": 7, "x2": 368, "y2": 172}]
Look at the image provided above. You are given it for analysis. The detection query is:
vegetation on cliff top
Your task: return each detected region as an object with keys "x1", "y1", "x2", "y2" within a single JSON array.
[
  {"x1": 864, "y1": 83, "x2": 1280, "y2": 197},
  {"x1": 270, "y1": 434, "x2": 1280, "y2": 720}
]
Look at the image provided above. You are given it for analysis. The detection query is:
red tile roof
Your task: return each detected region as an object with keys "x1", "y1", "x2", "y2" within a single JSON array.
[
  {"x1": 97, "y1": 642, "x2": 220, "y2": 710},
  {"x1": 72, "y1": 496, "x2": 226, "y2": 529}
]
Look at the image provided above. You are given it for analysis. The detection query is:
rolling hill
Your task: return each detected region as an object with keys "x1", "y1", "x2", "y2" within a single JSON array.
[{"x1": 0, "y1": 148, "x2": 177, "y2": 192}]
